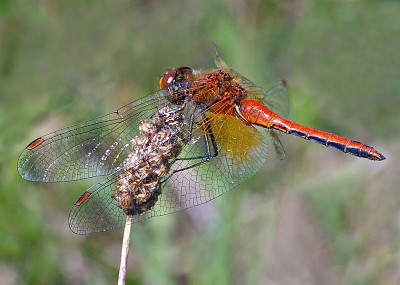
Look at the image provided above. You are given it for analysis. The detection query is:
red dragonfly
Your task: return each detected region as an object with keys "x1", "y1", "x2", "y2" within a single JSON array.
[{"x1": 18, "y1": 45, "x2": 385, "y2": 234}]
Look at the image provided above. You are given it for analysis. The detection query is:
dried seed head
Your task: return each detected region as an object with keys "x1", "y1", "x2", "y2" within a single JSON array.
[{"x1": 112, "y1": 106, "x2": 184, "y2": 215}]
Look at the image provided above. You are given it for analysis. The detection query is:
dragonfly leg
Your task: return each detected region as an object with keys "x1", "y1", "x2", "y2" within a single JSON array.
[
  {"x1": 176, "y1": 119, "x2": 218, "y2": 162},
  {"x1": 161, "y1": 126, "x2": 219, "y2": 183}
]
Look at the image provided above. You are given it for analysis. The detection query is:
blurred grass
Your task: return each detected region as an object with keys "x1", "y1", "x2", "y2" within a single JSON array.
[{"x1": 1, "y1": 0, "x2": 399, "y2": 284}]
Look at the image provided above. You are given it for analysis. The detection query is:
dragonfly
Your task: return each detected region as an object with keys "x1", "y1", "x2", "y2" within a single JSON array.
[{"x1": 18, "y1": 45, "x2": 385, "y2": 234}]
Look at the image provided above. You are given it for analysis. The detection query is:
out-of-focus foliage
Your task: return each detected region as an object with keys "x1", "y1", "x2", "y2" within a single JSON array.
[{"x1": 1, "y1": 0, "x2": 398, "y2": 284}]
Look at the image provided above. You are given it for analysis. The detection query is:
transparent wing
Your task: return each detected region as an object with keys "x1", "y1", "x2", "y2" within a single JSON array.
[
  {"x1": 268, "y1": 129, "x2": 286, "y2": 160},
  {"x1": 213, "y1": 42, "x2": 256, "y2": 87},
  {"x1": 68, "y1": 111, "x2": 269, "y2": 234},
  {"x1": 257, "y1": 79, "x2": 290, "y2": 159},
  {"x1": 68, "y1": 173, "x2": 124, "y2": 234},
  {"x1": 214, "y1": 43, "x2": 290, "y2": 118},
  {"x1": 17, "y1": 85, "x2": 189, "y2": 182},
  {"x1": 260, "y1": 79, "x2": 290, "y2": 119}
]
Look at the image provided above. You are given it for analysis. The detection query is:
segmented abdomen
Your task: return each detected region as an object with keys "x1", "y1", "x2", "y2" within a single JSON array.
[{"x1": 239, "y1": 100, "x2": 385, "y2": 161}]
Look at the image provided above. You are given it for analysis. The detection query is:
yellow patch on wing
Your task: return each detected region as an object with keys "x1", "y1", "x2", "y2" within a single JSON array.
[{"x1": 208, "y1": 114, "x2": 262, "y2": 162}]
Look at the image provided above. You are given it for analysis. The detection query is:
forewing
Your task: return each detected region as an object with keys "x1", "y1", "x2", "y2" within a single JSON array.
[{"x1": 17, "y1": 88, "x2": 175, "y2": 182}]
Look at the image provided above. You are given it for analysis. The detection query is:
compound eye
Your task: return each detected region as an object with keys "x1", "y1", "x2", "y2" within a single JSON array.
[
  {"x1": 163, "y1": 68, "x2": 172, "y2": 75},
  {"x1": 159, "y1": 70, "x2": 176, "y2": 89}
]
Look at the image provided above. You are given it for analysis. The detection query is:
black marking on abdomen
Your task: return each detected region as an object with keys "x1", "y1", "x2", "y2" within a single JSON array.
[
  {"x1": 359, "y1": 149, "x2": 370, "y2": 158},
  {"x1": 345, "y1": 146, "x2": 360, "y2": 157},
  {"x1": 290, "y1": 130, "x2": 307, "y2": 138},
  {"x1": 346, "y1": 146, "x2": 370, "y2": 158},
  {"x1": 327, "y1": 141, "x2": 346, "y2": 152},
  {"x1": 308, "y1": 136, "x2": 326, "y2": 145}
]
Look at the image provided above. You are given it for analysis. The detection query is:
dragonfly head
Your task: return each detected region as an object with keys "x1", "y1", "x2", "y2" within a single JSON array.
[{"x1": 159, "y1": 66, "x2": 193, "y2": 89}]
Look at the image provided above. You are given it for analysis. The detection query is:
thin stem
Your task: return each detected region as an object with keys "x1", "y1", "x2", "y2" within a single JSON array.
[{"x1": 118, "y1": 215, "x2": 133, "y2": 285}]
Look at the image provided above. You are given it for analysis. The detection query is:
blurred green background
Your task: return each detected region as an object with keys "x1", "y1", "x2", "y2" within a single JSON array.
[{"x1": 1, "y1": 0, "x2": 399, "y2": 284}]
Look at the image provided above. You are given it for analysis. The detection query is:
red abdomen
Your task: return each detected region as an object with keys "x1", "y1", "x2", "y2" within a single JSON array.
[{"x1": 239, "y1": 100, "x2": 385, "y2": 161}]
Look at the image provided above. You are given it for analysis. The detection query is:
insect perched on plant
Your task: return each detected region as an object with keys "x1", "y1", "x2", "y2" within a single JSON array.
[{"x1": 18, "y1": 45, "x2": 385, "y2": 234}]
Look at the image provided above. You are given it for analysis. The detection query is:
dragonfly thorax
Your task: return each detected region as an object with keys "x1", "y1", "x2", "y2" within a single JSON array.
[{"x1": 192, "y1": 69, "x2": 248, "y2": 115}]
